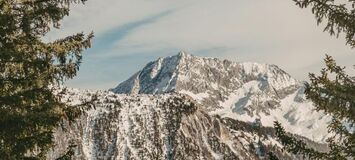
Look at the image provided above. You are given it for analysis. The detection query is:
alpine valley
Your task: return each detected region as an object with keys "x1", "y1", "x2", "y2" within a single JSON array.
[{"x1": 48, "y1": 52, "x2": 331, "y2": 160}]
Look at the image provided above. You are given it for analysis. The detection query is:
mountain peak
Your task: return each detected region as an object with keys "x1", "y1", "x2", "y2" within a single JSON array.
[
  {"x1": 177, "y1": 50, "x2": 188, "y2": 57},
  {"x1": 176, "y1": 50, "x2": 195, "y2": 61},
  {"x1": 110, "y1": 52, "x2": 330, "y2": 142},
  {"x1": 113, "y1": 52, "x2": 298, "y2": 95}
]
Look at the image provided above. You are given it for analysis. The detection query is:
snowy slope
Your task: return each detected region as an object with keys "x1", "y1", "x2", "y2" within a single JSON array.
[
  {"x1": 47, "y1": 88, "x2": 313, "y2": 160},
  {"x1": 112, "y1": 52, "x2": 331, "y2": 142}
]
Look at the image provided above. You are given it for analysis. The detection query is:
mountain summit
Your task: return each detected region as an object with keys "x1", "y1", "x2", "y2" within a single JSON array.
[
  {"x1": 112, "y1": 52, "x2": 330, "y2": 142},
  {"x1": 46, "y1": 52, "x2": 330, "y2": 159},
  {"x1": 113, "y1": 51, "x2": 298, "y2": 95}
]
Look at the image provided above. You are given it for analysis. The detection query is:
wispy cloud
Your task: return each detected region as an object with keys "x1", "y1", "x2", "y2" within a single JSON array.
[
  {"x1": 89, "y1": 9, "x2": 174, "y2": 56},
  {"x1": 62, "y1": 9, "x2": 177, "y2": 89},
  {"x1": 47, "y1": 0, "x2": 354, "y2": 89}
]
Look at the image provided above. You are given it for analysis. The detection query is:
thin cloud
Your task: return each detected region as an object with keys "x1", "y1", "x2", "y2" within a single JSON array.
[
  {"x1": 88, "y1": 9, "x2": 175, "y2": 57},
  {"x1": 47, "y1": 0, "x2": 354, "y2": 89}
]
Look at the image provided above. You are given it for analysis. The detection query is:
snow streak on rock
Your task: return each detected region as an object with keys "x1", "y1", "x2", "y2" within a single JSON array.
[
  {"x1": 48, "y1": 89, "x2": 314, "y2": 160},
  {"x1": 47, "y1": 52, "x2": 331, "y2": 159},
  {"x1": 112, "y1": 52, "x2": 330, "y2": 142}
]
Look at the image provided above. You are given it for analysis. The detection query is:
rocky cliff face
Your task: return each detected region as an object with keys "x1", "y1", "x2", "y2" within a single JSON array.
[
  {"x1": 48, "y1": 89, "x2": 318, "y2": 160},
  {"x1": 48, "y1": 52, "x2": 330, "y2": 159},
  {"x1": 112, "y1": 52, "x2": 331, "y2": 142},
  {"x1": 113, "y1": 52, "x2": 298, "y2": 101}
]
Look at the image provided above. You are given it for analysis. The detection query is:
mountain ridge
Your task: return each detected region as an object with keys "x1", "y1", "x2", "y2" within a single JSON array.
[
  {"x1": 48, "y1": 88, "x2": 327, "y2": 159},
  {"x1": 44, "y1": 52, "x2": 332, "y2": 159},
  {"x1": 112, "y1": 51, "x2": 299, "y2": 95},
  {"x1": 112, "y1": 51, "x2": 330, "y2": 142}
]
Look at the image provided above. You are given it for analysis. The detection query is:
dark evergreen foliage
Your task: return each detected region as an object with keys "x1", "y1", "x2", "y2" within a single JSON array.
[
  {"x1": 274, "y1": 55, "x2": 355, "y2": 159},
  {"x1": 274, "y1": 121, "x2": 329, "y2": 159},
  {"x1": 293, "y1": 0, "x2": 355, "y2": 47},
  {"x1": 274, "y1": 1, "x2": 354, "y2": 159},
  {"x1": 0, "y1": 0, "x2": 93, "y2": 159},
  {"x1": 267, "y1": 151, "x2": 279, "y2": 160}
]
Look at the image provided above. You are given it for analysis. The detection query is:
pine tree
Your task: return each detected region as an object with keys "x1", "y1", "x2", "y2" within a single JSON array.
[
  {"x1": 273, "y1": 0, "x2": 354, "y2": 159},
  {"x1": 267, "y1": 151, "x2": 279, "y2": 160},
  {"x1": 0, "y1": 0, "x2": 93, "y2": 159},
  {"x1": 293, "y1": 0, "x2": 355, "y2": 47}
]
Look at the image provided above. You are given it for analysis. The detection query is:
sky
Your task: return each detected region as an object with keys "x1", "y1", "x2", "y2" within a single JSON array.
[{"x1": 46, "y1": 0, "x2": 355, "y2": 90}]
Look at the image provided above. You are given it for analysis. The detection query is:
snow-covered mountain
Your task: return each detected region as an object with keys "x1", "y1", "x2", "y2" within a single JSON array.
[
  {"x1": 48, "y1": 88, "x2": 326, "y2": 160},
  {"x1": 47, "y1": 52, "x2": 331, "y2": 159},
  {"x1": 112, "y1": 51, "x2": 331, "y2": 142}
]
